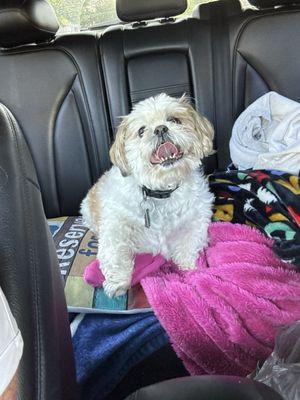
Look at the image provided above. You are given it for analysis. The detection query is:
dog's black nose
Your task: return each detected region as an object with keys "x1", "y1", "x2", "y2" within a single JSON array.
[{"x1": 154, "y1": 125, "x2": 169, "y2": 136}]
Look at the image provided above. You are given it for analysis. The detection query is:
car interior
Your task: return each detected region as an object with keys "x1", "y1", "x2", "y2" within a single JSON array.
[{"x1": 0, "y1": 0, "x2": 299, "y2": 398}]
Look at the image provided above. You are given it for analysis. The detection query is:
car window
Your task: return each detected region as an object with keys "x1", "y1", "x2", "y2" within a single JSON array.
[{"x1": 49, "y1": 0, "x2": 254, "y2": 33}]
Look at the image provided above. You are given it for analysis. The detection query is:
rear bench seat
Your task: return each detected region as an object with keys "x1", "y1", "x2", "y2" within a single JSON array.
[
  {"x1": 0, "y1": 0, "x2": 235, "y2": 213},
  {"x1": 1, "y1": 0, "x2": 300, "y2": 214}
]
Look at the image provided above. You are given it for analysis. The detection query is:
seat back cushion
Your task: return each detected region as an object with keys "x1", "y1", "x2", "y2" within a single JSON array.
[
  {"x1": 0, "y1": 34, "x2": 111, "y2": 217},
  {"x1": 231, "y1": 9, "x2": 300, "y2": 120},
  {"x1": 100, "y1": 19, "x2": 217, "y2": 172}
]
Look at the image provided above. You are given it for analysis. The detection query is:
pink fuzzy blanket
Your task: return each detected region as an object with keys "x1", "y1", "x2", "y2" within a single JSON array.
[
  {"x1": 141, "y1": 222, "x2": 300, "y2": 376},
  {"x1": 84, "y1": 222, "x2": 300, "y2": 376}
]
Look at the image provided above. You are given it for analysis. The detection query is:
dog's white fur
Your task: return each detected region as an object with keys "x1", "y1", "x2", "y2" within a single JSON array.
[{"x1": 81, "y1": 94, "x2": 214, "y2": 297}]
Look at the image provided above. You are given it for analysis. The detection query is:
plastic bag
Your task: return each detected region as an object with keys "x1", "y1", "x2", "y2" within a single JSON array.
[{"x1": 253, "y1": 320, "x2": 300, "y2": 400}]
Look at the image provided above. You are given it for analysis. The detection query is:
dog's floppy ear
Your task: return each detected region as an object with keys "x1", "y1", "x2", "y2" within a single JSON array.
[
  {"x1": 109, "y1": 119, "x2": 130, "y2": 177},
  {"x1": 192, "y1": 109, "x2": 215, "y2": 158},
  {"x1": 180, "y1": 96, "x2": 215, "y2": 158}
]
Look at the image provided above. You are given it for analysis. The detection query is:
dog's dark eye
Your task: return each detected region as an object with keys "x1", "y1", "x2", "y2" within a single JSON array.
[
  {"x1": 167, "y1": 116, "x2": 181, "y2": 124},
  {"x1": 138, "y1": 126, "x2": 146, "y2": 137}
]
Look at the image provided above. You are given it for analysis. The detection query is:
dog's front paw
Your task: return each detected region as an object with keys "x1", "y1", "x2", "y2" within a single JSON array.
[
  {"x1": 103, "y1": 279, "x2": 130, "y2": 298},
  {"x1": 174, "y1": 255, "x2": 198, "y2": 271}
]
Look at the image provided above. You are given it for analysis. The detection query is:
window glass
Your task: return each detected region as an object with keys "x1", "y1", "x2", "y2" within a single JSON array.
[{"x1": 48, "y1": 0, "x2": 254, "y2": 33}]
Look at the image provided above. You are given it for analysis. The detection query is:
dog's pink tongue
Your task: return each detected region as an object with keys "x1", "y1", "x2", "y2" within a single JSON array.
[{"x1": 156, "y1": 142, "x2": 179, "y2": 159}]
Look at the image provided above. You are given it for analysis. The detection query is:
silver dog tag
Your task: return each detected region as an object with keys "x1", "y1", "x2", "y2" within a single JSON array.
[
  {"x1": 140, "y1": 196, "x2": 154, "y2": 229},
  {"x1": 144, "y1": 208, "x2": 151, "y2": 228}
]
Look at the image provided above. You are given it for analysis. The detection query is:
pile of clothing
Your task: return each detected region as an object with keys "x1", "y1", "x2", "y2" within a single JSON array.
[{"x1": 212, "y1": 91, "x2": 300, "y2": 268}]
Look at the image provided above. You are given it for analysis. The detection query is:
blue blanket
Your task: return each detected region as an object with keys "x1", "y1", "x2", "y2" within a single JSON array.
[{"x1": 72, "y1": 312, "x2": 169, "y2": 400}]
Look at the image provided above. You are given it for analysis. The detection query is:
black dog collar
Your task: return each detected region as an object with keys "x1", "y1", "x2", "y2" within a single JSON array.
[{"x1": 142, "y1": 185, "x2": 179, "y2": 199}]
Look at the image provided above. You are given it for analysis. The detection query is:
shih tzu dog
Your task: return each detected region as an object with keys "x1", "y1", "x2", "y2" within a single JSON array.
[{"x1": 81, "y1": 94, "x2": 214, "y2": 297}]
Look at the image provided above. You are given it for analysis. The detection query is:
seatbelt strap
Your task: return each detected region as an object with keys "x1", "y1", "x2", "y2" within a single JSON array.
[{"x1": 210, "y1": 0, "x2": 235, "y2": 169}]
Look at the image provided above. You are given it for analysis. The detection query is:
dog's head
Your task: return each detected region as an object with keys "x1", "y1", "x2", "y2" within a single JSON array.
[{"x1": 110, "y1": 94, "x2": 214, "y2": 189}]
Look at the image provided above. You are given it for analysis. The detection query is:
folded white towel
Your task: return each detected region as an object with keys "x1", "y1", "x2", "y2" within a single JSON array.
[{"x1": 230, "y1": 91, "x2": 300, "y2": 175}]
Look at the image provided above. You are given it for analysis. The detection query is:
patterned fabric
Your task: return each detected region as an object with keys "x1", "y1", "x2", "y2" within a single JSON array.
[
  {"x1": 209, "y1": 170, "x2": 300, "y2": 267},
  {"x1": 48, "y1": 216, "x2": 151, "y2": 313}
]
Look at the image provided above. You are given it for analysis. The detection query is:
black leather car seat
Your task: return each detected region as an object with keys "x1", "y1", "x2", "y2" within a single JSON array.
[
  {"x1": 99, "y1": 0, "x2": 220, "y2": 173},
  {"x1": 126, "y1": 376, "x2": 283, "y2": 400},
  {"x1": 0, "y1": 0, "x2": 111, "y2": 218},
  {"x1": 229, "y1": 0, "x2": 300, "y2": 121},
  {"x1": 0, "y1": 102, "x2": 77, "y2": 399}
]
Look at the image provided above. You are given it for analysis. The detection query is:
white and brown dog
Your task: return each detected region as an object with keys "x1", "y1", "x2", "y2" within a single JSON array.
[{"x1": 81, "y1": 94, "x2": 214, "y2": 297}]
